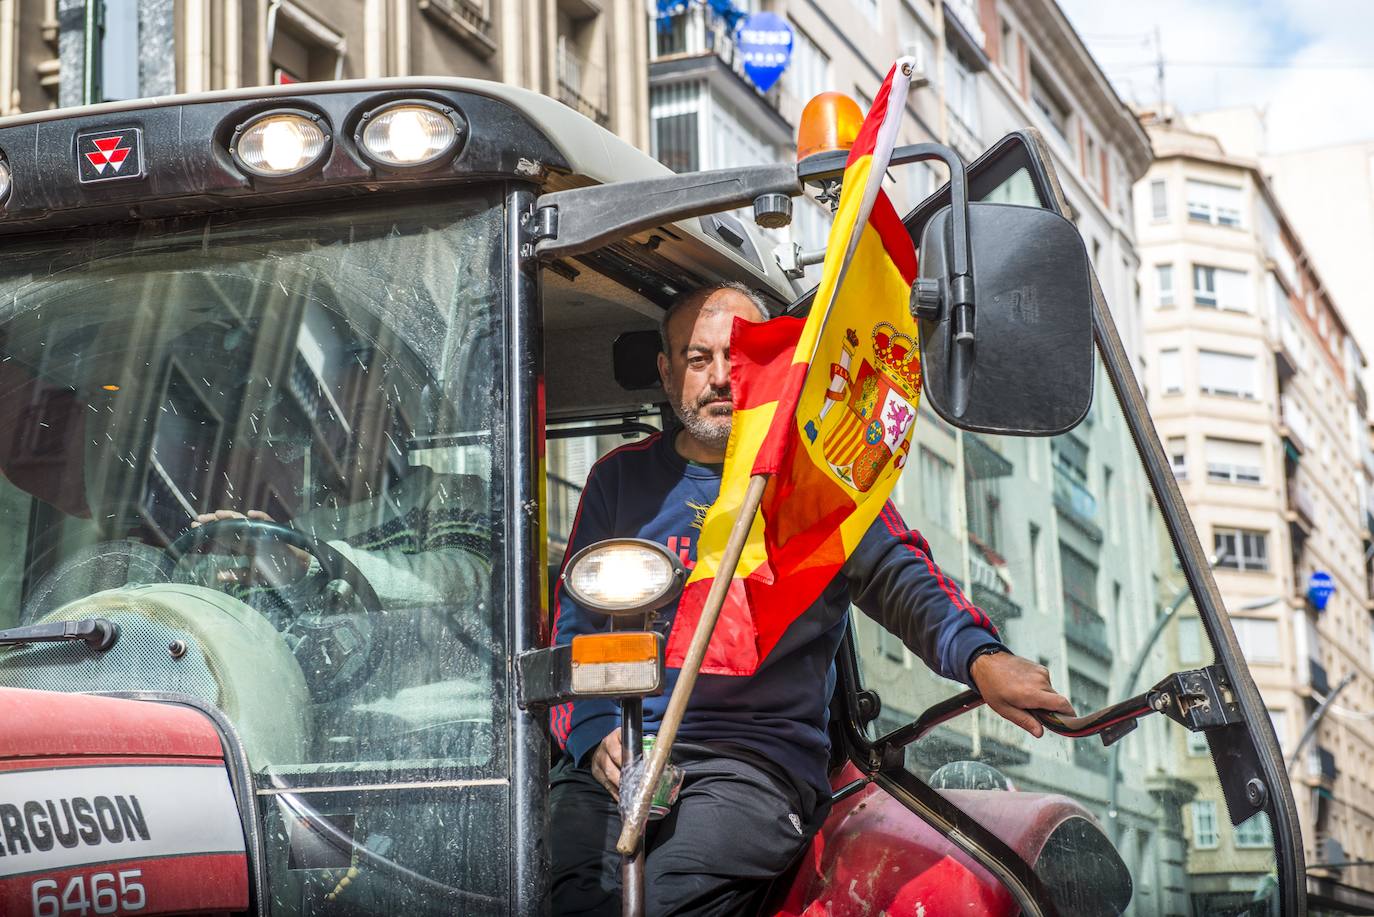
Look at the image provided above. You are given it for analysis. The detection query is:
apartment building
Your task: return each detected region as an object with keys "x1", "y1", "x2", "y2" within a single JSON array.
[
  {"x1": 11, "y1": 0, "x2": 651, "y2": 150},
  {"x1": 645, "y1": 0, "x2": 1147, "y2": 332},
  {"x1": 1136, "y1": 113, "x2": 1374, "y2": 912}
]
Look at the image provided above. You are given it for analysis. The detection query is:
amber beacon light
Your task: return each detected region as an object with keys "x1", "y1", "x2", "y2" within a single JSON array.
[{"x1": 796, "y1": 91, "x2": 864, "y2": 162}]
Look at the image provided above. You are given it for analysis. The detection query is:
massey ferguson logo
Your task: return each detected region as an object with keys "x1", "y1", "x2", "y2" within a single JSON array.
[{"x1": 76, "y1": 128, "x2": 143, "y2": 183}]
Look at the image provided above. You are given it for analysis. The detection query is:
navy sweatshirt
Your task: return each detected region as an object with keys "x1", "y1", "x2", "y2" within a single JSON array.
[{"x1": 549, "y1": 431, "x2": 1002, "y2": 800}]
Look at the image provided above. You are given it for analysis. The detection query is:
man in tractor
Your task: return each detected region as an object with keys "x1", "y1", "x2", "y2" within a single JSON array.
[{"x1": 548, "y1": 283, "x2": 1075, "y2": 915}]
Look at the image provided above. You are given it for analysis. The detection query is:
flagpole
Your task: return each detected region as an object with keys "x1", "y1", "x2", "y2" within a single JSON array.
[
  {"x1": 615, "y1": 472, "x2": 768, "y2": 856},
  {"x1": 616, "y1": 57, "x2": 916, "y2": 858}
]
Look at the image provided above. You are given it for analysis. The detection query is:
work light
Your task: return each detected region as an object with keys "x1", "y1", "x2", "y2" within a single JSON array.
[
  {"x1": 561, "y1": 538, "x2": 686, "y2": 616},
  {"x1": 231, "y1": 110, "x2": 330, "y2": 178},
  {"x1": 356, "y1": 101, "x2": 462, "y2": 170}
]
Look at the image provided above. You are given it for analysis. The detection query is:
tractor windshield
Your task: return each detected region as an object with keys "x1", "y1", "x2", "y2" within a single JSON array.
[{"x1": 0, "y1": 191, "x2": 508, "y2": 787}]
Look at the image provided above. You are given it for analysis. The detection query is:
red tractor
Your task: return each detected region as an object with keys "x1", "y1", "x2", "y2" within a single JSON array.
[{"x1": 0, "y1": 79, "x2": 1301, "y2": 915}]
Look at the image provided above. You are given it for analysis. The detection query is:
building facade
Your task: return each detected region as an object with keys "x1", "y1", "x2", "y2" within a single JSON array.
[
  {"x1": 4, "y1": 0, "x2": 651, "y2": 150},
  {"x1": 1136, "y1": 113, "x2": 1374, "y2": 911}
]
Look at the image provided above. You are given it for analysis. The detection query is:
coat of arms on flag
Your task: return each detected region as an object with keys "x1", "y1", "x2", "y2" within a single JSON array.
[{"x1": 806, "y1": 322, "x2": 921, "y2": 492}]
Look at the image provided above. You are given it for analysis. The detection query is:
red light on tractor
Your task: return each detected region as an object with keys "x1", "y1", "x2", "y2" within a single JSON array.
[{"x1": 796, "y1": 92, "x2": 864, "y2": 162}]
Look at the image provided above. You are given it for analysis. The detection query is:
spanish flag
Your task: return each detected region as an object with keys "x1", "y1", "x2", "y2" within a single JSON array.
[{"x1": 666, "y1": 62, "x2": 921, "y2": 674}]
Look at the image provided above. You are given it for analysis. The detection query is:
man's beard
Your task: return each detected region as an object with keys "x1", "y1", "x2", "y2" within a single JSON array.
[{"x1": 676, "y1": 386, "x2": 732, "y2": 452}]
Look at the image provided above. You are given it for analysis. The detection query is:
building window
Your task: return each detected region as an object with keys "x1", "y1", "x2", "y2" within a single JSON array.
[
  {"x1": 1084, "y1": 135, "x2": 1101, "y2": 189},
  {"x1": 877, "y1": 625, "x2": 905, "y2": 662},
  {"x1": 1231, "y1": 617, "x2": 1280, "y2": 663},
  {"x1": 1197, "y1": 349, "x2": 1256, "y2": 399},
  {"x1": 1167, "y1": 436, "x2": 1188, "y2": 479},
  {"x1": 851, "y1": 0, "x2": 879, "y2": 25},
  {"x1": 1055, "y1": 435, "x2": 1089, "y2": 484},
  {"x1": 1158, "y1": 348, "x2": 1183, "y2": 395},
  {"x1": 998, "y1": 18, "x2": 1015, "y2": 72},
  {"x1": 1029, "y1": 64, "x2": 1070, "y2": 143},
  {"x1": 1193, "y1": 265, "x2": 1250, "y2": 312},
  {"x1": 1156, "y1": 264, "x2": 1174, "y2": 307},
  {"x1": 918, "y1": 446, "x2": 956, "y2": 531},
  {"x1": 1204, "y1": 438, "x2": 1262, "y2": 484},
  {"x1": 1067, "y1": 670, "x2": 1110, "y2": 771},
  {"x1": 945, "y1": 49, "x2": 980, "y2": 134},
  {"x1": 1192, "y1": 800, "x2": 1220, "y2": 849},
  {"x1": 1187, "y1": 730, "x2": 1209, "y2": 756},
  {"x1": 1150, "y1": 179, "x2": 1168, "y2": 221},
  {"x1": 1234, "y1": 813, "x2": 1274, "y2": 849},
  {"x1": 101, "y1": 1, "x2": 140, "y2": 102},
  {"x1": 787, "y1": 22, "x2": 831, "y2": 103},
  {"x1": 650, "y1": 82, "x2": 702, "y2": 173},
  {"x1": 268, "y1": 1, "x2": 346, "y2": 84},
  {"x1": 1214, "y1": 527, "x2": 1269, "y2": 572},
  {"x1": 1177, "y1": 615, "x2": 1204, "y2": 664},
  {"x1": 1186, "y1": 179, "x2": 1245, "y2": 228}
]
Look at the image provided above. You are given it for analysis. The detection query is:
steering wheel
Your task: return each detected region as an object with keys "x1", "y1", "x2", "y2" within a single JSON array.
[{"x1": 165, "y1": 517, "x2": 386, "y2": 696}]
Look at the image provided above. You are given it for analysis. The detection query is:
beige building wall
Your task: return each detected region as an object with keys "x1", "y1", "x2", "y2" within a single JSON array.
[
  {"x1": 1136, "y1": 115, "x2": 1374, "y2": 896},
  {"x1": 1, "y1": 0, "x2": 651, "y2": 151}
]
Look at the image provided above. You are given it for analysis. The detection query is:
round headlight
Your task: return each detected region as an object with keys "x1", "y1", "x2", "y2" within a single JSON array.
[
  {"x1": 356, "y1": 102, "x2": 461, "y2": 170},
  {"x1": 562, "y1": 539, "x2": 686, "y2": 616},
  {"x1": 0, "y1": 156, "x2": 12, "y2": 204},
  {"x1": 231, "y1": 111, "x2": 330, "y2": 178}
]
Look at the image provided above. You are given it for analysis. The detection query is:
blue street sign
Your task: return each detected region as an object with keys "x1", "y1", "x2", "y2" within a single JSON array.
[
  {"x1": 735, "y1": 12, "x2": 793, "y2": 94},
  {"x1": 1308, "y1": 570, "x2": 1335, "y2": 611}
]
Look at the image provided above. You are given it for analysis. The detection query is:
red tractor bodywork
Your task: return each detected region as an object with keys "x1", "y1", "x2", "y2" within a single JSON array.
[
  {"x1": 776, "y1": 764, "x2": 1119, "y2": 916},
  {"x1": 0, "y1": 688, "x2": 250, "y2": 916}
]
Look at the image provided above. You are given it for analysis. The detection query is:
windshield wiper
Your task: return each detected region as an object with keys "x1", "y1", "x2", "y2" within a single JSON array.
[{"x1": 0, "y1": 618, "x2": 120, "y2": 652}]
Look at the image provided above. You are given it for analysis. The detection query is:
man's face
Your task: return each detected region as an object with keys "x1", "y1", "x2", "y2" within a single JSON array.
[{"x1": 657, "y1": 291, "x2": 765, "y2": 454}]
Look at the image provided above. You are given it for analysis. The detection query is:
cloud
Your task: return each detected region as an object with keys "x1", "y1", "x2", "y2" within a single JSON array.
[{"x1": 1057, "y1": 0, "x2": 1374, "y2": 153}]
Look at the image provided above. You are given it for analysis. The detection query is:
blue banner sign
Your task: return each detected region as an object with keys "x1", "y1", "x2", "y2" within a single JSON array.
[
  {"x1": 735, "y1": 12, "x2": 793, "y2": 94},
  {"x1": 1308, "y1": 570, "x2": 1335, "y2": 611}
]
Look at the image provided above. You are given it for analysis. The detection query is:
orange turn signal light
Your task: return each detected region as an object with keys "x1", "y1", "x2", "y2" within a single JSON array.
[
  {"x1": 571, "y1": 633, "x2": 658, "y2": 665},
  {"x1": 796, "y1": 91, "x2": 864, "y2": 162}
]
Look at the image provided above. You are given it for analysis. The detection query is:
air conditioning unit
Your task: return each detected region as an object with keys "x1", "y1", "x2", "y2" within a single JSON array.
[{"x1": 901, "y1": 41, "x2": 931, "y2": 90}]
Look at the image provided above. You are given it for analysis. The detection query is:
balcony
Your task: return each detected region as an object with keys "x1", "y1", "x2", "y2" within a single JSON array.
[
  {"x1": 649, "y1": 2, "x2": 791, "y2": 147},
  {"x1": 1052, "y1": 465, "x2": 1102, "y2": 542},
  {"x1": 1287, "y1": 479, "x2": 1316, "y2": 532},
  {"x1": 556, "y1": 38, "x2": 609, "y2": 126},
  {"x1": 1279, "y1": 395, "x2": 1311, "y2": 453},
  {"x1": 418, "y1": 0, "x2": 496, "y2": 56},
  {"x1": 1274, "y1": 324, "x2": 1302, "y2": 385},
  {"x1": 971, "y1": 583, "x2": 1023, "y2": 634},
  {"x1": 1064, "y1": 595, "x2": 1112, "y2": 662}
]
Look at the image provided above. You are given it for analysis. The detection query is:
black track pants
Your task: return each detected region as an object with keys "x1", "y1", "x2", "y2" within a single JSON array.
[{"x1": 549, "y1": 744, "x2": 819, "y2": 917}]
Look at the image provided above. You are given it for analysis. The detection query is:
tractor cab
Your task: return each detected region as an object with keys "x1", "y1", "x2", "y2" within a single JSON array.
[{"x1": 0, "y1": 79, "x2": 1302, "y2": 916}]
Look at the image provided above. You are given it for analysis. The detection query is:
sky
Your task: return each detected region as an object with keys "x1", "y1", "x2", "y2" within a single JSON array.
[{"x1": 1056, "y1": 0, "x2": 1374, "y2": 154}]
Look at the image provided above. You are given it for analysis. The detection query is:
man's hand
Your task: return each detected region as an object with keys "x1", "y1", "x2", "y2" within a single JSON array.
[
  {"x1": 590, "y1": 730, "x2": 623, "y2": 801},
  {"x1": 970, "y1": 650, "x2": 1075, "y2": 738},
  {"x1": 190, "y1": 509, "x2": 311, "y2": 584}
]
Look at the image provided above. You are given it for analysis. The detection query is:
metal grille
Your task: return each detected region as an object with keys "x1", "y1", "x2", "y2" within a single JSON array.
[{"x1": 0, "y1": 600, "x2": 221, "y2": 704}]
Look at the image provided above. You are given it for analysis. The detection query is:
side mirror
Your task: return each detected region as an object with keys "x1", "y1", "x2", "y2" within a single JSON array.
[{"x1": 915, "y1": 201, "x2": 1094, "y2": 435}]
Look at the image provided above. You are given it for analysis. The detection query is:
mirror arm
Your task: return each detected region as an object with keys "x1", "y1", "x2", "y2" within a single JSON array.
[{"x1": 529, "y1": 164, "x2": 802, "y2": 260}]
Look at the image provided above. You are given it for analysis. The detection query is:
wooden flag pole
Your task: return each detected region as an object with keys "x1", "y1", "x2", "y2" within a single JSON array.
[{"x1": 615, "y1": 472, "x2": 769, "y2": 856}]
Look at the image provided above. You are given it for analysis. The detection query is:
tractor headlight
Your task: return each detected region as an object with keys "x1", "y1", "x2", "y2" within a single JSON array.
[
  {"x1": 231, "y1": 110, "x2": 330, "y2": 178},
  {"x1": 562, "y1": 539, "x2": 686, "y2": 616},
  {"x1": 356, "y1": 101, "x2": 463, "y2": 170}
]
